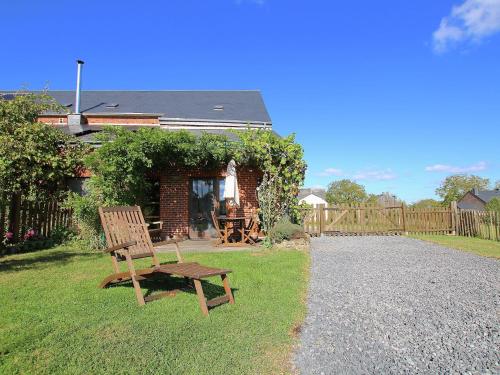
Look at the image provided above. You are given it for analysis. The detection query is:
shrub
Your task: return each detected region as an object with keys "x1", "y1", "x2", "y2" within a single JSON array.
[
  {"x1": 65, "y1": 192, "x2": 105, "y2": 249},
  {"x1": 485, "y1": 197, "x2": 500, "y2": 213},
  {"x1": 50, "y1": 226, "x2": 77, "y2": 245},
  {"x1": 269, "y1": 217, "x2": 305, "y2": 244}
]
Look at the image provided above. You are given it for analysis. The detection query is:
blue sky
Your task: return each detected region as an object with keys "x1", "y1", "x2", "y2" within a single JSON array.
[{"x1": 1, "y1": 0, "x2": 499, "y2": 202}]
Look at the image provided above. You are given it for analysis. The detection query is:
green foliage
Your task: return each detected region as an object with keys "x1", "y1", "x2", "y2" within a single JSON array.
[
  {"x1": 365, "y1": 194, "x2": 380, "y2": 205},
  {"x1": 269, "y1": 217, "x2": 305, "y2": 244},
  {"x1": 85, "y1": 127, "x2": 234, "y2": 206},
  {"x1": 291, "y1": 201, "x2": 312, "y2": 225},
  {"x1": 80, "y1": 127, "x2": 306, "y2": 245},
  {"x1": 0, "y1": 91, "x2": 88, "y2": 201},
  {"x1": 326, "y1": 179, "x2": 368, "y2": 205},
  {"x1": 0, "y1": 90, "x2": 62, "y2": 131},
  {"x1": 411, "y1": 198, "x2": 443, "y2": 209},
  {"x1": 49, "y1": 226, "x2": 77, "y2": 245},
  {"x1": 436, "y1": 174, "x2": 490, "y2": 205},
  {"x1": 485, "y1": 197, "x2": 500, "y2": 213},
  {"x1": 235, "y1": 130, "x2": 306, "y2": 225},
  {"x1": 65, "y1": 192, "x2": 105, "y2": 249},
  {"x1": 256, "y1": 173, "x2": 286, "y2": 240}
]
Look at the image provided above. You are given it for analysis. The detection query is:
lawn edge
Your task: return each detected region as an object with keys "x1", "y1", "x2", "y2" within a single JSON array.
[
  {"x1": 276, "y1": 246, "x2": 311, "y2": 375},
  {"x1": 406, "y1": 235, "x2": 500, "y2": 259}
]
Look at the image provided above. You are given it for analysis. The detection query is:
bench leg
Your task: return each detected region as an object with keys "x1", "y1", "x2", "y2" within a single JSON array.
[
  {"x1": 131, "y1": 275, "x2": 146, "y2": 306},
  {"x1": 193, "y1": 279, "x2": 209, "y2": 316},
  {"x1": 221, "y1": 274, "x2": 235, "y2": 304},
  {"x1": 125, "y1": 254, "x2": 145, "y2": 306}
]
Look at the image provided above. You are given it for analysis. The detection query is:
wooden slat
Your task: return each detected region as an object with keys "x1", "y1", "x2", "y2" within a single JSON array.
[
  {"x1": 302, "y1": 203, "x2": 499, "y2": 241},
  {"x1": 206, "y1": 295, "x2": 230, "y2": 308}
]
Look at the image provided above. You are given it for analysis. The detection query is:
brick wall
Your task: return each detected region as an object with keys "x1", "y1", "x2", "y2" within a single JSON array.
[
  {"x1": 38, "y1": 115, "x2": 159, "y2": 126},
  {"x1": 38, "y1": 116, "x2": 67, "y2": 125},
  {"x1": 160, "y1": 166, "x2": 261, "y2": 238}
]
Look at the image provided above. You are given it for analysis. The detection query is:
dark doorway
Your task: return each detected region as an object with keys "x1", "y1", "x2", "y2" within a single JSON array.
[{"x1": 189, "y1": 178, "x2": 225, "y2": 239}]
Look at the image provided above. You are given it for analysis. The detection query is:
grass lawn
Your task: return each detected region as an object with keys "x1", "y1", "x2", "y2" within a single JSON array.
[
  {"x1": 409, "y1": 235, "x2": 500, "y2": 259},
  {"x1": 0, "y1": 243, "x2": 309, "y2": 374}
]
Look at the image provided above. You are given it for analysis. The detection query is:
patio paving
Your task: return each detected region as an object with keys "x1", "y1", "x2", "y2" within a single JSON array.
[{"x1": 155, "y1": 239, "x2": 257, "y2": 253}]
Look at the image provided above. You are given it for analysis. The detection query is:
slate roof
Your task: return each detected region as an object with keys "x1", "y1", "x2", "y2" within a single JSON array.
[
  {"x1": 473, "y1": 189, "x2": 500, "y2": 203},
  {"x1": 298, "y1": 188, "x2": 327, "y2": 200},
  {"x1": 0, "y1": 90, "x2": 272, "y2": 124}
]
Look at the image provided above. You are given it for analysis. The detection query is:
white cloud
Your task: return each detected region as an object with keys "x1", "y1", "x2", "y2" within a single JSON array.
[
  {"x1": 433, "y1": 0, "x2": 500, "y2": 53},
  {"x1": 317, "y1": 168, "x2": 344, "y2": 177},
  {"x1": 425, "y1": 161, "x2": 487, "y2": 173},
  {"x1": 352, "y1": 169, "x2": 397, "y2": 181}
]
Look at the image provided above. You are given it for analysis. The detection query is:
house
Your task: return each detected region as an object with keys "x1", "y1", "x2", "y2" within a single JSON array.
[
  {"x1": 457, "y1": 189, "x2": 500, "y2": 210},
  {"x1": 1, "y1": 64, "x2": 272, "y2": 240},
  {"x1": 298, "y1": 188, "x2": 327, "y2": 206},
  {"x1": 375, "y1": 192, "x2": 401, "y2": 207}
]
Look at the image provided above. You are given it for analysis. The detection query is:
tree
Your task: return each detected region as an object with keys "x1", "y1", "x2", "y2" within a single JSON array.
[
  {"x1": 0, "y1": 91, "x2": 87, "y2": 201},
  {"x1": 485, "y1": 197, "x2": 500, "y2": 213},
  {"x1": 365, "y1": 194, "x2": 379, "y2": 205},
  {"x1": 411, "y1": 199, "x2": 442, "y2": 209},
  {"x1": 495, "y1": 181, "x2": 500, "y2": 190},
  {"x1": 325, "y1": 179, "x2": 368, "y2": 205},
  {"x1": 436, "y1": 174, "x2": 490, "y2": 205}
]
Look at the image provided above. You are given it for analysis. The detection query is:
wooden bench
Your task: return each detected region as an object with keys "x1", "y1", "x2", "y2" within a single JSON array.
[{"x1": 99, "y1": 206, "x2": 235, "y2": 315}]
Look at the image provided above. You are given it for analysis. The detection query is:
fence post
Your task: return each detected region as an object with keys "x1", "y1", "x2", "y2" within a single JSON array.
[
  {"x1": 450, "y1": 201, "x2": 457, "y2": 235},
  {"x1": 318, "y1": 204, "x2": 325, "y2": 235},
  {"x1": 401, "y1": 203, "x2": 408, "y2": 235}
]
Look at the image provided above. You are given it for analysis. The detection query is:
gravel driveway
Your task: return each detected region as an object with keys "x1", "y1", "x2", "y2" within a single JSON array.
[{"x1": 294, "y1": 236, "x2": 499, "y2": 374}]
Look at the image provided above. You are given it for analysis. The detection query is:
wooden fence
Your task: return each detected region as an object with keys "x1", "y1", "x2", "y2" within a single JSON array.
[
  {"x1": 0, "y1": 196, "x2": 72, "y2": 243},
  {"x1": 301, "y1": 203, "x2": 499, "y2": 241},
  {"x1": 457, "y1": 210, "x2": 499, "y2": 241}
]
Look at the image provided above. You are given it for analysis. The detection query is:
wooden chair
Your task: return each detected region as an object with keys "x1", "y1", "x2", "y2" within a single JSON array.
[
  {"x1": 99, "y1": 206, "x2": 234, "y2": 315},
  {"x1": 146, "y1": 220, "x2": 164, "y2": 243},
  {"x1": 211, "y1": 210, "x2": 228, "y2": 246},
  {"x1": 242, "y1": 210, "x2": 260, "y2": 244}
]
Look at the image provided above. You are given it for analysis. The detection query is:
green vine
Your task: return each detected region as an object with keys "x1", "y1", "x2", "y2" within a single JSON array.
[{"x1": 72, "y1": 127, "x2": 306, "y2": 246}]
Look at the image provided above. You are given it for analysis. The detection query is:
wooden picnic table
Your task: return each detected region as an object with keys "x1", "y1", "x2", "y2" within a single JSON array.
[{"x1": 217, "y1": 216, "x2": 252, "y2": 245}]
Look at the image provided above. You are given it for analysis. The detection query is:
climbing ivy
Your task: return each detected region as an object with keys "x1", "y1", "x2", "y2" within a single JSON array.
[
  {"x1": 73, "y1": 126, "x2": 306, "y2": 245},
  {"x1": 233, "y1": 130, "x2": 307, "y2": 231}
]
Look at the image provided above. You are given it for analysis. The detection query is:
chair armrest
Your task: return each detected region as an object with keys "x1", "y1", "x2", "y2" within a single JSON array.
[
  {"x1": 104, "y1": 240, "x2": 137, "y2": 253},
  {"x1": 153, "y1": 238, "x2": 184, "y2": 263}
]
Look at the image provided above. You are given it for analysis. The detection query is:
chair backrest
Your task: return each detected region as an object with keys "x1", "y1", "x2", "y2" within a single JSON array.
[{"x1": 99, "y1": 206, "x2": 156, "y2": 261}]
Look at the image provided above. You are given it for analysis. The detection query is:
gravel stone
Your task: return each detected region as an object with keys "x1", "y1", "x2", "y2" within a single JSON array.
[{"x1": 294, "y1": 236, "x2": 500, "y2": 374}]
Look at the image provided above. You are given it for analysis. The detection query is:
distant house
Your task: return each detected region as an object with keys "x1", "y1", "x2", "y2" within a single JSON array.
[
  {"x1": 457, "y1": 189, "x2": 500, "y2": 210},
  {"x1": 375, "y1": 192, "x2": 401, "y2": 207},
  {"x1": 298, "y1": 188, "x2": 327, "y2": 206}
]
